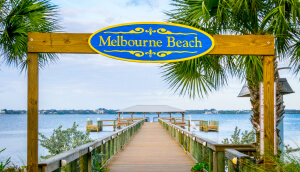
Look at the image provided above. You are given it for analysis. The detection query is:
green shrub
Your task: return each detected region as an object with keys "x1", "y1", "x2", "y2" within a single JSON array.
[
  {"x1": 222, "y1": 126, "x2": 255, "y2": 144},
  {"x1": 191, "y1": 161, "x2": 210, "y2": 172},
  {"x1": 39, "y1": 122, "x2": 93, "y2": 159}
]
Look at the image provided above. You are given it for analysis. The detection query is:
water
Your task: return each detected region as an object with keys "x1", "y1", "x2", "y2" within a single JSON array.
[{"x1": 0, "y1": 113, "x2": 299, "y2": 165}]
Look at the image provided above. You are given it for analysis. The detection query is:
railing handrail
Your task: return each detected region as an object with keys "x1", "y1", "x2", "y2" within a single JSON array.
[
  {"x1": 159, "y1": 118, "x2": 259, "y2": 172},
  {"x1": 38, "y1": 119, "x2": 144, "y2": 170},
  {"x1": 160, "y1": 118, "x2": 255, "y2": 152},
  {"x1": 225, "y1": 149, "x2": 251, "y2": 160}
]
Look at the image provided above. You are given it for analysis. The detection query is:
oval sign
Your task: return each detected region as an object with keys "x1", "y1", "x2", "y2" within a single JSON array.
[{"x1": 89, "y1": 22, "x2": 214, "y2": 63}]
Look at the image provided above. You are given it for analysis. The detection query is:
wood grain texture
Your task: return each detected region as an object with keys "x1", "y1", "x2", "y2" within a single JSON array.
[
  {"x1": 263, "y1": 56, "x2": 275, "y2": 159},
  {"x1": 27, "y1": 53, "x2": 39, "y2": 172},
  {"x1": 28, "y1": 33, "x2": 274, "y2": 55},
  {"x1": 106, "y1": 123, "x2": 195, "y2": 172}
]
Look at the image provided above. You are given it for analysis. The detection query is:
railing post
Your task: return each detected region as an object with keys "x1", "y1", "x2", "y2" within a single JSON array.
[
  {"x1": 202, "y1": 144, "x2": 207, "y2": 162},
  {"x1": 227, "y1": 158, "x2": 234, "y2": 172},
  {"x1": 217, "y1": 152, "x2": 225, "y2": 172},
  {"x1": 65, "y1": 160, "x2": 77, "y2": 172},
  {"x1": 113, "y1": 120, "x2": 116, "y2": 131},
  {"x1": 209, "y1": 149, "x2": 213, "y2": 172},
  {"x1": 88, "y1": 152, "x2": 92, "y2": 172},
  {"x1": 97, "y1": 121, "x2": 102, "y2": 131},
  {"x1": 110, "y1": 138, "x2": 114, "y2": 159},
  {"x1": 213, "y1": 152, "x2": 217, "y2": 172},
  {"x1": 79, "y1": 154, "x2": 88, "y2": 172},
  {"x1": 105, "y1": 142, "x2": 109, "y2": 162},
  {"x1": 100, "y1": 144, "x2": 105, "y2": 166}
]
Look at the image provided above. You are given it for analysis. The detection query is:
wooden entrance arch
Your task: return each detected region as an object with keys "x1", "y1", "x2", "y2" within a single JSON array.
[{"x1": 26, "y1": 33, "x2": 275, "y2": 171}]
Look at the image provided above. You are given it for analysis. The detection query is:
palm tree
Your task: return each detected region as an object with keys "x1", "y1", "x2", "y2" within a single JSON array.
[
  {"x1": 162, "y1": 0, "x2": 300, "y2": 154},
  {"x1": 0, "y1": 0, "x2": 60, "y2": 70}
]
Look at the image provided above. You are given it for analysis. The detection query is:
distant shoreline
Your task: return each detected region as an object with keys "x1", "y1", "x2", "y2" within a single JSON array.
[{"x1": 1, "y1": 109, "x2": 300, "y2": 115}]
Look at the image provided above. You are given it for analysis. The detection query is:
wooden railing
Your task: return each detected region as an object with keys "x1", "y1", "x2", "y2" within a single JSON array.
[
  {"x1": 225, "y1": 149, "x2": 255, "y2": 172},
  {"x1": 38, "y1": 119, "x2": 145, "y2": 172},
  {"x1": 159, "y1": 119, "x2": 255, "y2": 172}
]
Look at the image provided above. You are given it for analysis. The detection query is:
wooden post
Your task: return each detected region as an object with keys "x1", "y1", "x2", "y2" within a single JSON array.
[
  {"x1": 209, "y1": 149, "x2": 213, "y2": 172},
  {"x1": 70, "y1": 160, "x2": 78, "y2": 172},
  {"x1": 130, "y1": 112, "x2": 134, "y2": 119},
  {"x1": 97, "y1": 121, "x2": 102, "y2": 131},
  {"x1": 27, "y1": 53, "x2": 39, "y2": 172},
  {"x1": 79, "y1": 154, "x2": 88, "y2": 172},
  {"x1": 213, "y1": 152, "x2": 217, "y2": 172},
  {"x1": 181, "y1": 112, "x2": 185, "y2": 122},
  {"x1": 169, "y1": 113, "x2": 172, "y2": 121},
  {"x1": 263, "y1": 56, "x2": 275, "y2": 158},
  {"x1": 87, "y1": 152, "x2": 92, "y2": 172},
  {"x1": 227, "y1": 159, "x2": 234, "y2": 172},
  {"x1": 156, "y1": 112, "x2": 161, "y2": 119},
  {"x1": 118, "y1": 112, "x2": 121, "y2": 121},
  {"x1": 217, "y1": 152, "x2": 225, "y2": 172},
  {"x1": 113, "y1": 120, "x2": 116, "y2": 131}
]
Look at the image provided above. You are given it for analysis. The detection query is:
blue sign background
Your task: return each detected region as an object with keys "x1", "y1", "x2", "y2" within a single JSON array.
[{"x1": 89, "y1": 22, "x2": 214, "y2": 63}]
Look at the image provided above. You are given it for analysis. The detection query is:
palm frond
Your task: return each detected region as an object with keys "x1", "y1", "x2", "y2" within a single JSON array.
[
  {"x1": 0, "y1": 0, "x2": 61, "y2": 70},
  {"x1": 161, "y1": 56, "x2": 228, "y2": 99}
]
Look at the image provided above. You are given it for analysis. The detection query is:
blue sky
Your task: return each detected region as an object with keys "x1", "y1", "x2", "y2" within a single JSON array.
[{"x1": 0, "y1": 0, "x2": 299, "y2": 110}]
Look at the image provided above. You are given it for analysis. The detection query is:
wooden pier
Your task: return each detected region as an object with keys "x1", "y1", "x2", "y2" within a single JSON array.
[
  {"x1": 106, "y1": 122, "x2": 195, "y2": 172},
  {"x1": 38, "y1": 119, "x2": 257, "y2": 172}
]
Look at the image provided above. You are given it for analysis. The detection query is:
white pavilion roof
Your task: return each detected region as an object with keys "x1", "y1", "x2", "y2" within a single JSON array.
[{"x1": 117, "y1": 105, "x2": 185, "y2": 113}]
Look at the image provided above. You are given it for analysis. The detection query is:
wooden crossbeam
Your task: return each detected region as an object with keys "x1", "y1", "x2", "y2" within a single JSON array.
[{"x1": 28, "y1": 33, "x2": 275, "y2": 55}]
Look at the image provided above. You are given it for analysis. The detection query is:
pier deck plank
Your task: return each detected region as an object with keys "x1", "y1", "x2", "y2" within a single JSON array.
[{"x1": 106, "y1": 122, "x2": 195, "y2": 172}]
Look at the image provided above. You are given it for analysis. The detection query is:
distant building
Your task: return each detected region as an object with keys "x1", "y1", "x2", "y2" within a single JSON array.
[
  {"x1": 95, "y1": 110, "x2": 104, "y2": 114},
  {"x1": 204, "y1": 111, "x2": 212, "y2": 114},
  {"x1": 0, "y1": 110, "x2": 5, "y2": 114},
  {"x1": 204, "y1": 109, "x2": 218, "y2": 114}
]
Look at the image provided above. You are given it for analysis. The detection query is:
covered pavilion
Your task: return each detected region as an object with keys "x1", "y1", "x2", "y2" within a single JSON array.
[{"x1": 117, "y1": 105, "x2": 186, "y2": 120}]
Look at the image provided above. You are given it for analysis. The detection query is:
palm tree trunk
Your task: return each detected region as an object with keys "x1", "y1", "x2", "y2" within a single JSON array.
[
  {"x1": 247, "y1": 77, "x2": 260, "y2": 151},
  {"x1": 274, "y1": 58, "x2": 285, "y2": 155}
]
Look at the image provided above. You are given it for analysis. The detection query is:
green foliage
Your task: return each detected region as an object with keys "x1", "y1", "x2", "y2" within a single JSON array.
[
  {"x1": 0, "y1": 0, "x2": 60, "y2": 70},
  {"x1": 244, "y1": 150, "x2": 300, "y2": 171},
  {"x1": 0, "y1": 148, "x2": 11, "y2": 171},
  {"x1": 163, "y1": 0, "x2": 300, "y2": 98},
  {"x1": 2, "y1": 164, "x2": 25, "y2": 172},
  {"x1": 91, "y1": 151, "x2": 107, "y2": 172},
  {"x1": 38, "y1": 122, "x2": 93, "y2": 159},
  {"x1": 161, "y1": 56, "x2": 229, "y2": 99},
  {"x1": 191, "y1": 161, "x2": 210, "y2": 172},
  {"x1": 222, "y1": 127, "x2": 255, "y2": 144}
]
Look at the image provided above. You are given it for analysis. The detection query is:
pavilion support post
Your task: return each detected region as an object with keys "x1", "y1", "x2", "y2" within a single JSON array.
[
  {"x1": 181, "y1": 112, "x2": 185, "y2": 122},
  {"x1": 130, "y1": 112, "x2": 134, "y2": 119},
  {"x1": 169, "y1": 113, "x2": 172, "y2": 122},
  {"x1": 27, "y1": 53, "x2": 39, "y2": 172},
  {"x1": 118, "y1": 112, "x2": 121, "y2": 121},
  {"x1": 143, "y1": 113, "x2": 146, "y2": 121},
  {"x1": 263, "y1": 56, "x2": 275, "y2": 161},
  {"x1": 156, "y1": 112, "x2": 161, "y2": 119}
]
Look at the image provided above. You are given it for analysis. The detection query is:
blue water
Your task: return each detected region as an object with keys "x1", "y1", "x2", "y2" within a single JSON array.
[{"x1": 0, "y1": 113, "x2": 299, "y2": 165}]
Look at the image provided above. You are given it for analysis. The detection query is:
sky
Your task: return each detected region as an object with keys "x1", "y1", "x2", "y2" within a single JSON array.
[{"x1": 0, "y1": 0, "x2": 300, "y2": 111}]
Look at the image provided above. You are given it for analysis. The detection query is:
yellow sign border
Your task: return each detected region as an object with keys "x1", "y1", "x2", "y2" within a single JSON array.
[{"x1": 88, "y1": 22, "x2": 215, "y2": 63}]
